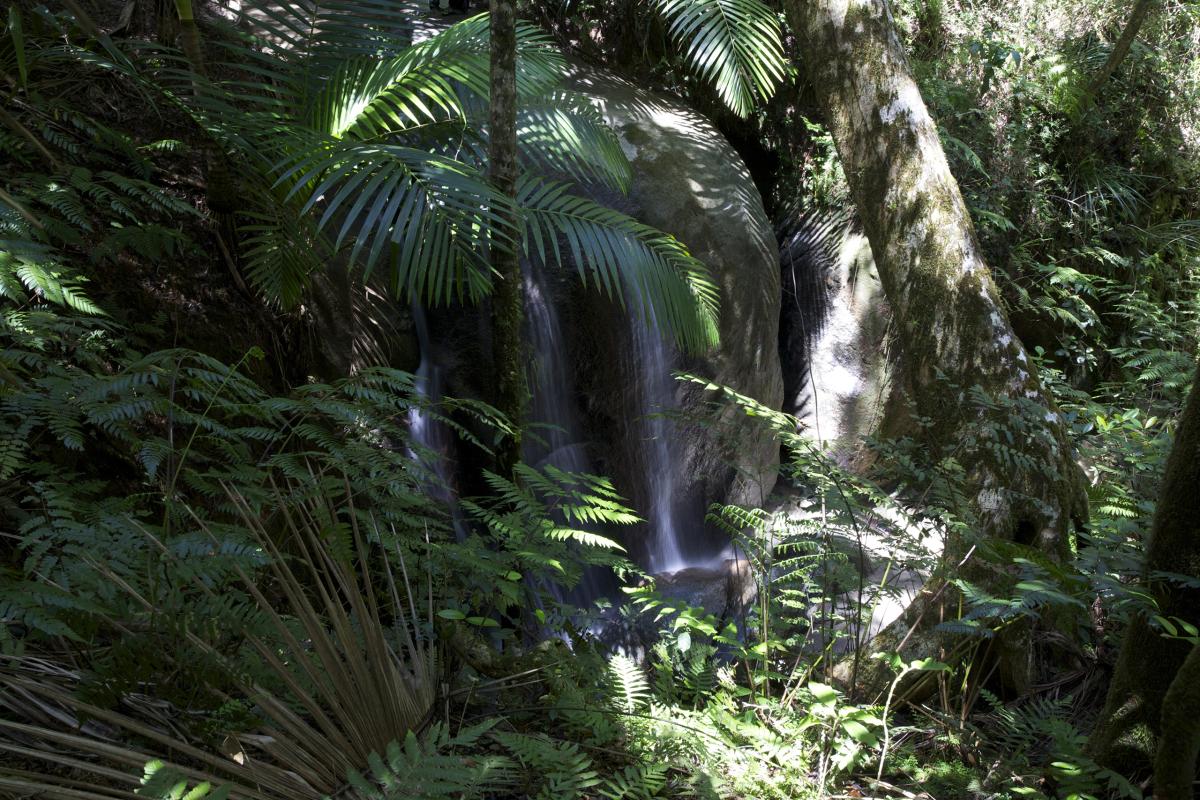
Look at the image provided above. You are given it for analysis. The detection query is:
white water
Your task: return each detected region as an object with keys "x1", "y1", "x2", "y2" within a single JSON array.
[
  {"x1": 408, "y1": 278, "x2": 691, "y2": 578},
  {"x1": 407, "y1": 304, "x2": 467, "y2": 541},
  {"x1": 525, "y1": 272, "x2": 689, "y2": 576},
  {"x1": 523, "y1": 266, "x2": 616, "y2": 605},
  {"x1": 523, "y1": 269, "x2": 590, "y2": 476},
  {"x1": 630, "y1": 309, "x2": 686, "y2": 574}
]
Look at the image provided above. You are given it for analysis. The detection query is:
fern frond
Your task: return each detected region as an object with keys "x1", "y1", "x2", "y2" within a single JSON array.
[{"x1": 607, "y1": 653, "x2": 652, "y2": 714}]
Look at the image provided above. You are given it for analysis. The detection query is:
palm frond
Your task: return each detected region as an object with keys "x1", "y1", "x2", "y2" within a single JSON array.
[
  {"x1": 517, "y1": 92, "x2": 632, "y2": 193},
  {"x1": 300, "y1": 16, "x2": 565, "y2": 145},
  {"x1": 273, "y1": 136, "x2": 513, "y2": 301},
  {"x1": 239, "y1": 205, "x2": 326, "y2": 308},
  {"x1": 651, "y1": 0, "x2": 785, "y2": 117},
  {"x1": 519, "y1": 177, "x2": 719, "y2": 353},
  {"x1": 221, "y1": 0, "x2": 418, "y2": 84},
  {"x1": 0, "y1": 484, "x2": 437, "y2": 800},
  {"x1": 221, "y1": 11, "x2": 565, "y2": 140}
]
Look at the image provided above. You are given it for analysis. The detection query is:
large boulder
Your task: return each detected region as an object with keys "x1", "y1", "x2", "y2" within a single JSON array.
[
  {"x1": 779, "y1": 212, "x2": 896, "y2": 469},
  {"x1": 565, "y1": 68, "x2": 784, "y2": 563},
  {"x1": 420, "y1": 64, "x2": 783, "y2": 569}
]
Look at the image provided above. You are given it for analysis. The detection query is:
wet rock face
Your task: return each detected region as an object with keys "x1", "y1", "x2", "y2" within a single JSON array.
[
  {"x1": 565, "y1": 68, "x2": 785, "y2": 563},
  {"x1": 653, "y1": 559, "x2": 758, "y2": 618},
  {"x1": 595, "y1": 558, "x2": 758, "y2": 656},
  {"x1": 778, "y1": 211, "x2": 897, "y2": 468}
]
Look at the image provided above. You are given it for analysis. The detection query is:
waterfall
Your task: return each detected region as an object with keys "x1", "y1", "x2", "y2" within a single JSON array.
[
  {"x1": 523, "y1": 265, "x2": 615, "y2": 605},
  {"x1": 523, "y1": 269, "x2": 590, "y2": 476},
  {"x1": 408, "y1": 303, "x2": 467, "y2": 541},
  {"x1": 630, "y1": 309, "x2": 686, "y2": 574},
  {"x1": 409, "y1": 273, "x2": 691, "y2": 582}
]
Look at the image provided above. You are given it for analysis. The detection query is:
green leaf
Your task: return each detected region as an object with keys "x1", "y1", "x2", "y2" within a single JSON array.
[
  {"x1": 519, "y1": 176, "x2": 720, "y2": 353},
  {"x1": 840, "y1": 719, "x2": 878, "y2": 745},
  {"x1": 650, "y1": 0, "x2": 785, "y2": 116},
  {"x1": 808, "y1": 681, "x2": 840, "y2": 704},
  {"x1": 8, "y1": 6, "x2": 27, "y2": 89}
]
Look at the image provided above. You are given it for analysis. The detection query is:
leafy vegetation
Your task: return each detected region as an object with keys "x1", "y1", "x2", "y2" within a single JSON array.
[{"x1": 2, "y1": 0, "x2": 1199, "y2": 798}]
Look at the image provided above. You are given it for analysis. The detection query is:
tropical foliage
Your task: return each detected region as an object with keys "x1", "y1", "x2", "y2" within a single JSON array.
[{"x1": 2, "y1": 0, "x2": 1200, "y2": 798}]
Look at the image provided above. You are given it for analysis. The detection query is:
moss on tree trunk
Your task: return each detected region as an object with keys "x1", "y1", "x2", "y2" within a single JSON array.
[
  {"x1": 1090, "y1": 366, "x2": 1200, "y2": 778},
  {"x1": 783, "y1": 0, "x2": 1088, "y2": 695},
  {"x1": 1154, "y1": 642, "x2": 1200, "y2": 799},
  {"x1": 488, "y1": 0, "x2": 524, "y2": 476}
]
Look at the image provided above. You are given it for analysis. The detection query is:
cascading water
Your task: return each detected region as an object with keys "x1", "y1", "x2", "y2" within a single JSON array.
[
  {"x1": 523, "y1": 269, "x2": 590, "y2": 477},
  {"x1": 630, "y1": 309, "x2": 686, "y2": 574},
  {"x1": 407, "y1": 303, "x2": 467, "y2": 541},
  {"x1": 522, "y1": 265, "x2": 615, "y2": 606},
  {"x1": 409, "y1": 270, "x2": 692, "y2": 584}
]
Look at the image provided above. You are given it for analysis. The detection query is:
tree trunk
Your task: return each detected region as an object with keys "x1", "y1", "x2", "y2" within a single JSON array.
[
  {"x1": 173, "y1": 0, "x2": 243, "y2": 300},
  {"x1": 1085, "y1": 0, "x2": 1158, "y2": 99},
  {"x1": 1154, "y1": 642, "x2": 1200, "y2": 799},
  {"x1": 173, "y1": 0, "x2": 238, "y2": 217},
  {"x1": 1090, "y1": 366, "x2": 1200, "y2": 777},
  {"x1": 488, "y1": 0, "x2": 524, "y2": 476},
  {"x1": 783, "y1": 0, "x2": 1087, "y2": 694}
]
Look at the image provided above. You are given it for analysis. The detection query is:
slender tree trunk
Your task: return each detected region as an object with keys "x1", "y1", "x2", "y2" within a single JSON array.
[
  {"x1": 783, "y1": 0, "x2": 1087, "y2": 694},
  {"x1": 172, "y1": 0, "x2": 245, "y2": 300},
  {"x1": 488, "y1": 0, "x2": 524, "y2": 476},
  {"x1": 173, "y1": 0, "x2": 237, "y2": 216},
  {"x1": 1090, "y1": 366, "x2": 1200, "y2": 777},
  {"x1": 1085, "y1": 0, "x2": 1158, "y2": 99}
]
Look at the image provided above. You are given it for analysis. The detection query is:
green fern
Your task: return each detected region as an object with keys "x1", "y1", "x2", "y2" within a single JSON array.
[
  {"x1": 607, "y1": 652, "x2": 652, "y2": 715},
  {"x1": 598, "y1": 763, "x2": 670, "y2": 800},
  {"x1": 493, "y1": 731, "x2": 601, "y2": 800},
  {"x1": 345, "y1": 722, "x2": 516, "y2": 800}
]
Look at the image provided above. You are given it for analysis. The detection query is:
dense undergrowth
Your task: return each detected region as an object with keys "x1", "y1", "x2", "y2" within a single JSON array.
[{"x1": 2, "y1": 0, "x2": 1200, "y2": 798}]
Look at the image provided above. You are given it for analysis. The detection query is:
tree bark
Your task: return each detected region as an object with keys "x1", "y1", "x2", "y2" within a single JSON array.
[
  {"x1": 488, "y1": 0, "x2": 524, "y2": 476},
  {"x1": 1154, "y1": 642, "x2": 1200, "y2": 799},
  {"x1": 1090, "y1": 366, "x2": 1200, "y2": 777},
  {"x1": 173, "y1": 0, "x2": 238, "y2": 217},
  {"x1": 783, "y1": 0, "x2": 1087, "y2": 694},
  {"x1": 1085, "y1": 0, "x2": 1158, "y2": 99}
]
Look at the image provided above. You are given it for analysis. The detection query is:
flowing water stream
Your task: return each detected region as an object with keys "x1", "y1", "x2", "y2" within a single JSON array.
[
  {"x1": 408, "y1": 276, "x2": 692, "y2": 586},
  {"x1": 629, "y1": 309, "x2": 687, "y2": 574},
  {"x1": 407, "y1": 303, "x2": 467, "y2": 541},
  {"x1": 523, "y1": 269, "x2": 591, "y2": 477},
  {"x1": 522, "y1": 265, "x2": 617, "y2": 604}
]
